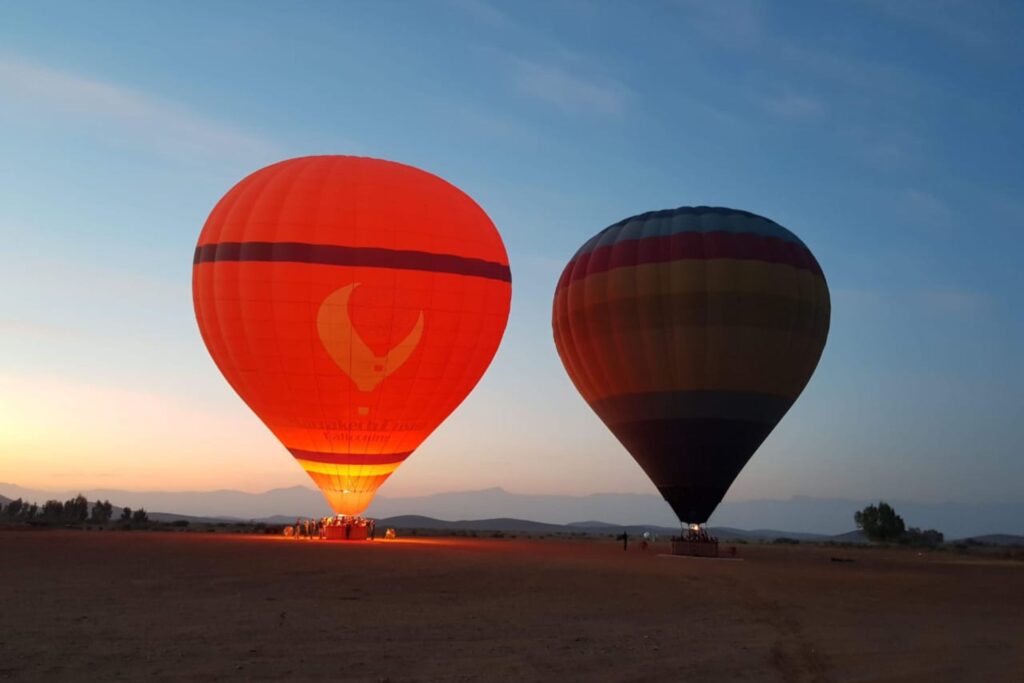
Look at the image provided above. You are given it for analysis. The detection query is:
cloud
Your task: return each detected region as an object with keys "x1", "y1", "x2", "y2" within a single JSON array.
[
  {"x1": 762, "y1": 92, "x2": 825, "y2": 120},
  {"x1": 0, "y1": 58, "x2": 278, "y2": 162},
  {"x1": 443, "y1": 0, "x2": 515, "y2": 30},
  {"x1": 899, "y1": 188, "x2": 955, "y2": 233},
  {"x1": 859, "y1": 0, "x2": 1023, "y2": 60},
  {"x1": 511, "y1": 58, "x2": 631, "y2": 117},
  {"x1": 671, "y1": 0, "x2": 766, "y2": 50},
  {"x1": 0, "y1": 320, "x2": 68, "y2": 340},
  {"x1": 920, "y1": 289, "x2": 988, "y2": 315}
]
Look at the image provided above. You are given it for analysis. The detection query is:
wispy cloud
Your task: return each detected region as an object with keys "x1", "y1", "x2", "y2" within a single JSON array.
[
  {"x1": 898, "y1": 188, "x2": 955, "y2": 234},
  {"x1": 511, "y1": 58, "x2": 631, "y2": 117},
  {"x1": 846, "y1": 126, "x2": 927, "y2": 172},
  {"x1": 671, "y1": 0, "x2": 767, "y2": 50},
  {"x1": 859, "y1": 0, "x2": 1023, "y2": 60},
  {"x1": 443, "y1": 0, "x2": 515, "y2": 31},
  {"x1": 0, "y1": 58, "x2": 278, "y2": 162},
  {"x1": 920, "y1": 289, "x2": 988, "y2": 315},
  {"x1": 762, "y1": 92, "x2": 825, "y2": 120},
  {"x1": 0, "y1": 320, "x2": 68, "y2": 340}
]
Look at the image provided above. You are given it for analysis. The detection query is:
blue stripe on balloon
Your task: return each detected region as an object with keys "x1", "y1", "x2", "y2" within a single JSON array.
[{"x1": 575, "y1": 206, "x2": 806, "y2": 257}]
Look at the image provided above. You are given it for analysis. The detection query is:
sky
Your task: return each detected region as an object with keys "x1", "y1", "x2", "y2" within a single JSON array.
[{"x1": 1, "y1": 1, "x2": 1021, "y2": 508}]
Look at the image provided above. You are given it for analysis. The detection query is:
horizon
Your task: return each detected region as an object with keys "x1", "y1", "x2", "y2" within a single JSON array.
[
  {"x1": 3, "y1": 480, "x2": 1021, "y2": 539},
  {"x1": 5, "y1": 479, "x2": 1023, "y2": 507},
  {"x1": 2, "y1": 2, "x2": 1022, "y2": 511}
]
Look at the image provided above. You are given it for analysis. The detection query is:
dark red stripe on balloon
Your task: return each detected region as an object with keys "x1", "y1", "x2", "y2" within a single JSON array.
[
  {"x1": 559, "y1": 231, "x2": 822, "y2": 288},
  {"x1": 194, "y1": 241, "x2": 512, "y2": 283},
  {"x1": 288, "y1": 449, "x2": 413, "y2": 465}
]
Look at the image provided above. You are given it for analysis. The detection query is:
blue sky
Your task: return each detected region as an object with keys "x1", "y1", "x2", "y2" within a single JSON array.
[{"x1": 1, "y1": 1, "x2": 1021, "y2": 506}]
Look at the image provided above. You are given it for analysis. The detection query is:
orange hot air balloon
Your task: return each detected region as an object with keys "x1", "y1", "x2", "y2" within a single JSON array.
[{"x1": 193, "y1": 156, "x2": 511, "y2": 516}]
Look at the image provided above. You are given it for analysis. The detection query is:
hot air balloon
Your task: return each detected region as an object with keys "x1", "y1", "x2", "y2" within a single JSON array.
[
  {"x1": 552, "y1": 207, "x2": 829, "y2": 525},
  {"x1": 193, "y1": 156, "x2": 511, "y2": 516}
]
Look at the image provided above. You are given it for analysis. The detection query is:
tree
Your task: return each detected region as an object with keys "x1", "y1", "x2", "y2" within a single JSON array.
[
  {"x1": 3, "y1": 498, "x2": 24, "y2": 519},
  {"x1": 41, "y1": 500, "x2": 65, "y2": 522},
  {"x1": 90, "y1": 500, "x2": 113, "y2": 524},
  {"x1": 120, "y1": 507, "x2": 132, "y2": 522},
  {"x1": 854, "y1": 501, "x2": 906, "y2": 542},
  {"x1": 64, "y1": 495, "x2": 89, "y2": 522},
  {"x1": 132, "y1": 508, "x2": 149, "y2": 523}
]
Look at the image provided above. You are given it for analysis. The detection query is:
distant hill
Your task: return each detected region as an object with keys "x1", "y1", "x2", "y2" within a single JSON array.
[
  {"x1": 960, "y1": 534, "x2": 1024, "y2": 547},
  {"x1": 0, "y1": 493, "x2": 10, "y2": 506},
  {"x1": 371, "y1": 516, "x2": 864, "y2": 543},
  {"x1": 1, "y1": 482, "x2": 1020, "y2": 539},
  {"x1": 829, "y1": 530, "x2": 868, "y2": 543}
]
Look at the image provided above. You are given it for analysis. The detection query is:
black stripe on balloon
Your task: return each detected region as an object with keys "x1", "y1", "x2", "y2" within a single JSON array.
[{"x1": 194, "y1": 241, "x2": 512, "y2": 283}]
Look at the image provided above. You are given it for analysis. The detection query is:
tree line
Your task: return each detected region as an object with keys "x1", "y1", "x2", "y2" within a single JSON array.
[{"x1": 1, "y1": 494, "x2": 149, "y2": 525}]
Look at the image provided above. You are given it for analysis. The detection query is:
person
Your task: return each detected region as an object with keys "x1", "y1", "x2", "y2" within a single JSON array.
[
  {"x1": 620, "y1": 531, "x2": 629, "y2": 551},
  {"x1": 294, "y1": 518, "x2": 302, "y2": 539},
  {"x1": 369, "y1": 519, "x2": 376, "y2": 540}
]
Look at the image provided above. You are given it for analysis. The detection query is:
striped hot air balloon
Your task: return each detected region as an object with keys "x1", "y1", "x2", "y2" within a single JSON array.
[
  {"x1": 552, "y1": 207, "x2": 829, "y2": 524},
  {"x1": 193, "y1": 156, "x2": 511, "y2": 516}
]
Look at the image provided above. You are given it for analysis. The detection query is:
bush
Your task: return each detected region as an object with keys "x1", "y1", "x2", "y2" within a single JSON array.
[{"x1": 902, "y1": 527, "x2": 944, "y2": 547}]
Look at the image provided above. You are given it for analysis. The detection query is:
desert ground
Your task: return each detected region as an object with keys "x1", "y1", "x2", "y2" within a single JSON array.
[{"x1": 1, "y1": 530, "x2": 1021, "y2": 682}]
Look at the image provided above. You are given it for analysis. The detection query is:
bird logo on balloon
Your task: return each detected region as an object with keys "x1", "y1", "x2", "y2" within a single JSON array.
[{"x1": 317, "y1": 283, "x2": 425, "y2": 401}]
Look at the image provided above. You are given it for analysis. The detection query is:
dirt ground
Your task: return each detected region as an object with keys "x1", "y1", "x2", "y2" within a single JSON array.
[{"x1": 1, "y1": 530, "x2": 1021, "y2": 682}]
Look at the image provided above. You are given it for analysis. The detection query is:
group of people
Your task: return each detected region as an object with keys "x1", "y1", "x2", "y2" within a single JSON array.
[
  {"x1": 685, "y1": 527, "x2": 718, "y2": 544},
  {"x1": 287, "y1": 515, "x2": 377, "y2": 540}
]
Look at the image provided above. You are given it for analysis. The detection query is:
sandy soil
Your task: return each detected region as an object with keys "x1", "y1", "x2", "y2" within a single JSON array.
[{"x1": 0, "y1": 530, "x2": 1021, "y2": 682}]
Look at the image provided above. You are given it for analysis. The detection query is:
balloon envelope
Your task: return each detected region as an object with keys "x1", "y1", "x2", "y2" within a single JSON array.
[
  {"x1": 193, "y1": 156, "x2": 511, "y2": 515},
  {"x1": 552, "y1": 207, "x2": 829, "y2": 524}
]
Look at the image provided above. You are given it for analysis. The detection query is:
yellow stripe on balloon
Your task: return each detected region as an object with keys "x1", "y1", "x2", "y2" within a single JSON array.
[
  {"x1": 295, "y1": 459, "x2": 403, "y2": 477},
  {"x1": 556, "y1": 258, "x2": 829, "y2": 314}
]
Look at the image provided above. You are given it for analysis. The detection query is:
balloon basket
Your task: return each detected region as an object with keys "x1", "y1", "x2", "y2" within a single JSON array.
[
  {"x1": 670, "y1": 539, "x2": 719, "y2": 558},
  {"x1": 323, "y1": 524, "x2": 372, "y2": 541}
]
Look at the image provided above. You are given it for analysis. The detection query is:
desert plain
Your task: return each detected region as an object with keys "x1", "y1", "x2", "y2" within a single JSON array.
[{"x1": 1, "y1": 530, "x2": 1021, "y2": 682}]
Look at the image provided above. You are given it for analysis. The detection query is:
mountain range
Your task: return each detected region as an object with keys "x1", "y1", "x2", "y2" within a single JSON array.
[{"x1": 1, "y1": 483, "x2": 1021, "y2": 540}]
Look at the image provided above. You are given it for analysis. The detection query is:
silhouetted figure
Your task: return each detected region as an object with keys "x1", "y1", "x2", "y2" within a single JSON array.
[{"x1": 620, "y1": 531, "x2": 629, "y2": 551}]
